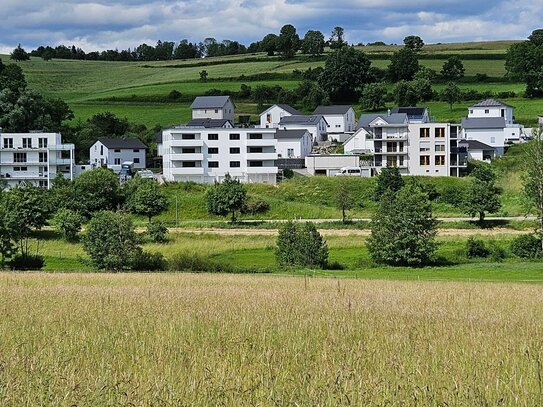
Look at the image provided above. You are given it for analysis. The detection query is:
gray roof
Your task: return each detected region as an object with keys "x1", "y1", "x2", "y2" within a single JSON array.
[
  {"x1": 275, "y1": 129, "x2": 309, "y2": 139},
  {"x1": 461, "y1": 117, "x2": 506, "y2": 129},
  {"x1": 390, "y1": 107, "x2": 428, "y2": 117},
  {"x1": 467, "y1": 140, "x2": 495, "y2": 150},
  {"x1": 98, "y1": 138, "x2": 147, "y2": 149},
  {"x1": 191, "y1": 96, "x2": 233, "y2": 109},
  {"x1": 276, "y1": 104, "x2": 302, "y2": 115},
  {"x1": 313, "y1": 105, "x2": 353, "y2": 115},
  {"x1": 471, "y1": 99, "x2": 512, "y2": 108},
  {"x1": 279, "y1": 115, "x2": 327, "y2": 126},
  {"x1": 358, "y1": 113, "x2": 408, "y2": 129},
  {"x1": 186, "y1": 118, "x2": 233, "y2": 128}
]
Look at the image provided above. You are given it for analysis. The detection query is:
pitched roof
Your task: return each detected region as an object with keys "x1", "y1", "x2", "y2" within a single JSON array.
[
  {"x1": 98, "y1": 138, "x2": 147, "y2": 149},
  {"x1": 260, "y1": 104, "x2": 302, "y2": 116},
  {"x1": 275, "y1": 129, "x2": 309, "y2": 139},
  {"x1": 279, "y1": 115, "x2": 327, "y2": 126},
  {"x1": 461, "y1": 117, "x2": 506, "y2": 129},
  {"x1": 467, "y1": 140, "x2": 495, "y2": 150},
  {"x1": 313, "y1": 105, "x2": 353, "y2": 115},
  {"x1": 470, "y1": 99, "x2": 512, "y2": 108},
  {"x1": 186, "y1": 118, "x2": 233, "y2": 128},
  {"x1": 390, "y1": 107, "x2": 428, "y2": 117},
  {"x1": 191, "y1": 96, "x2": 233, "y2": 109},
  {"x1": 358, "y1": 113, "x2": 408, "y2": 129}
]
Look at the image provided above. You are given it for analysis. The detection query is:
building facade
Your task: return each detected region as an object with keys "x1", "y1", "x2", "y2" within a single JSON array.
[
  {"x1": 259, "y1": 104, "x2": 302, "y2": 128},
  {"x1": 90, "y1": 138, "x2": 147, "y2": 172},
  {"x1": 313, "y1": 105, "x2": 356, "y2": 138},
  {"x1": 191, "y1": 96, "x2": 235, "y2": 122},
  {"x1": 278, "y1": 115, "x2": 328, "y2": 142},
  {"x1": 162, "y1": 127, "x2": 278, "y2": 184},
  {"x1": 275, "y1": 129, "x2": 312, "y2": 159},
  {"x1": 0, "y1": 131, "x2": 74, "y2": 189}
]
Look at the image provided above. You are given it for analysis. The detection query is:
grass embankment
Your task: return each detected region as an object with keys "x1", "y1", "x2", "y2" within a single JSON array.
[
  {"x1": 0, "y1": 272, "x2": 542, "y2": 404},
  {"x1": 1, "y1": 39, "x2": 540, "y2": 128}
]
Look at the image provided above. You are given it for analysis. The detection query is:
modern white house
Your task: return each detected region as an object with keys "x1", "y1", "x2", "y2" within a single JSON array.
[
  {"x1": 275, "y1": 129, "x2": 312, "y2": 159},
  {"x1": 90, "y1": 138, "x2": 147, "y2": 172},
  {"x1": 191, "y1": 96, "x2": 235, "y2": 122},
  {"x1": 260, "y1": 104, "x2": 302, "y2": 128},
  {"x1": 0, "y1": 130, "x2": 75, "y2": 189},
  {"x1": 161, "y1": 127, "x2": 278, "y2": 184},
  {"x1": 277, "y1": 115, "x2": 328, "y2": 142},
  {"x1": 461, "y1": 99, "x2": 523, "y2": 154},
  {"x1": 313, "y1": 105, "x2": 356, "y2": 141}
]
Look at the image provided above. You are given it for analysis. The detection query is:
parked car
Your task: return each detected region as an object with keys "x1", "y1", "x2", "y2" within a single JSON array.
[{"x1": 335, "y1": 167, "x2": 363, "y2": 176}]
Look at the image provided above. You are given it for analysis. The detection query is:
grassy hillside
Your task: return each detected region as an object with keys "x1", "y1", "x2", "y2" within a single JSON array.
[{"x1": 1, "y1": 39, "x2": 540, "y2": 129}]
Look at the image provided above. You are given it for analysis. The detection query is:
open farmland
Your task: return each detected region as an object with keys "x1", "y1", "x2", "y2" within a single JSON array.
[{"x1": 0, "y1": 272, "x2": 541, "y2": 405}]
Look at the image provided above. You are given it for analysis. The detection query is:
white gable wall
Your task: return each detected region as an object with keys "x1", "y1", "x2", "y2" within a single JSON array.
[
  {"x1": 276, "y1": 132, "x2": 312, "y2": 159},
  {"x1": 260, "y1": 106, "x2": 293, "y2": 128}
]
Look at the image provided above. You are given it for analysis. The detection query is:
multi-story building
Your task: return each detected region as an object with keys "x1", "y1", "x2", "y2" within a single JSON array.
[
  {"x1": 90, "y1": 138, "x2": 147, "y2": 172},
  {"x1": 259, "y1": 104, "x2": 302, "y2": 128},
  {"x1": 313, "y1": 105, "x2": 356, "y2": 141},
  {"x1": 191, "y1": 96, "x2": 235, "y2": 122},
  {"x1": 0, "y1": 130, "x2": 74, "y2": 189},
  {"x1": 161, "y1": 127, "x2": 278, "y2": 184}
]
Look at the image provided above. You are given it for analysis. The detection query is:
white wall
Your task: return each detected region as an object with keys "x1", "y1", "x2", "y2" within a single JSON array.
[
  {"x1": 462, "y1": 128, "x2": 505, "y2": 155},
  {"x1": 322, "y1": 108, "x2": 356, "y2": 134},
  {"x1": 260, "y1": 106, "x2": 292, "y2": 128},
  {"x1": 192, "y1": 100, "x2": 235, "y2": 121},
  {"x1": 305, "y1": 155, "x2": 360, "y2": 176},
  {"x1": 468, "y1": 106, "x2": 514, "y2": 125},
  {"x1": 276, "y1": 132, "x2": 312, "y2": 159},
  {"x1": 90, "y1": 141, "x2": 146, "y2": 171},
  {"x1": 407, "y1": 123, "x2": 450, "y2": 176}
]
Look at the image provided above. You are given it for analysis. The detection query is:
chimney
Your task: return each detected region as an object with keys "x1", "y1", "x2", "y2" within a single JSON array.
[{"x1": 387, "y1": 109, "x2": 391, "y2": 116}]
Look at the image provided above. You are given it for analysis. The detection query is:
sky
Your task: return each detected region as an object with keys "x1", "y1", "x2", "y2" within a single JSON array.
[{"x1": 0, "y1": 0, "x2": 540, "y2": 54}]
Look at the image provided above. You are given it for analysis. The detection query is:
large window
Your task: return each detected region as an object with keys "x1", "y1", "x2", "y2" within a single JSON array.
[
  {"x1": 3, "y1": 138, "x2": 13, "y2": 148},
  {"x1": 435, "y1": 155, "x2": 445, "y2": 166},
  {"x1": 181, "y1": 134, "x2": 196, "y2": 140},
  {"x1": 248, "y1": 133, "x2": 263, "y2": 139},
  {"x1": 249, "y1": 161, "x2": 263, "y2": 167},
  {"x1": 249, "y1": 147, "x2": 263, "y2": 153},
  {"x1": 419, "y1": 142, "x2": 430, "y2": 152},
  {"x1": 229, "y1": 134, "x2": 240, "y2": 140},
  {"x1": 420, "y1": 155, "x2": 430, "y2": 166},
  {"x1": 182, "y1": 148, "x2": 196, "y2": 153},
  {"x1": 114, "y1": 158, "x2": 121, "y2": 165},
  {"x1": 39, "y1": 152, "x2": 47, "y2": 163},
  {"x1": 435, "y1": 128, "x2": 445, "y2": 138},
  {"x1": 420, "y1": 128, "x2": 430, "y2": 138},
  {"x1": 39, "y1": 138, "x2": 48, "y2": 148},
  {"x1": 208, "y1": 134, "x2": 219, "y2": 140},
  {"x1": 230, "y1": 147, "x2": 240, "y2": 154},
  {"x1": 14, "y1": 152, "x2": 27, "y2": 163},
  {"x1": 22, "y1": 138, "x2": 32, "y2": 148},
  {"x1": 208, "y1": 161, "x2": 219, "y2": 168},
  {"x1": 435, "y1": 144, "x2": 445, "y2": 152},
  {"x1": 230, "y1": 161, "x2": 241, "y2": 168},
  {"x1": 208, "y1": 147, "x2": 219, "y2": 154},
  {"x1": 182, "y1": 161, "x2": 196, "y2": 167}
]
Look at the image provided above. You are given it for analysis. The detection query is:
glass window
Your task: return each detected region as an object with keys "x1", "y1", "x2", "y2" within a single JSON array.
[
  {"x1": 229, "y1": 134, "x2": 240, "y2": 140},
  {"x1": 435, "y1": 144, "x2": 445, "y2": 152},
  {"x1": 248, "y1": 134, "x2": 263, "y2": 139},
  {"x1": 435, "y1": 155, "x2": 445, "y2": 166},
  {"x1": 3, "y1": 138, "x2": 13, "y2": 148},
  {"x1": 230, "y1": 161, "x2": 240, "y2": 167},
  {"x1": 420, "y1": 128, "x2": 430, "y2": 138},
  {"x1": 133, "y1": 158, "x2": 140, "y2": 164},
  {"x1": 208, "y1": 147, "x2": 218, "y2": 154},
  {"x1": 114, "y1": 158, "x2": 121, "y2": 165},
  {"x1": 230, "y1": 147, "x2": 240, "y2": 154},
  {"x1": 208, "y1": 161, "x2": 219, "y2": 168},
  {"x1": 39, "y1": 152, "x2": 48, "y2": 162},
  {"x1": 22, "y1": 138, "x2": 32, "y2": 148},
  {"x1": 39, "y1": 138, "x2": 48, "y2": 148},
  {"x1": 208, "y1": 134, "x2": 218, "y2": 140},
  {"x1": 435, "y1": 128, "x2": 445, "y2": 138},
  {"x1": 181, "y1": 134, "x2": 196, "y2": 140},
  {"x1": 14, "y1": 152, "x2": 27, "y2": 163},
  {"x1": 420, "y1": 155, "x2": 430, "y2": 166}
]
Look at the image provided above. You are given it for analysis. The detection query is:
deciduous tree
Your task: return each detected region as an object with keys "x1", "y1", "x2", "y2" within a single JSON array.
[{"x1": 206, "y1": 173, "x2": 247, "y2": 223}]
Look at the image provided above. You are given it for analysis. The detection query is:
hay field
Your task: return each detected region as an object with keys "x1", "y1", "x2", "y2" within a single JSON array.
[{"x1": 0, "y1": 272, "x2": 542, "y2": 405}]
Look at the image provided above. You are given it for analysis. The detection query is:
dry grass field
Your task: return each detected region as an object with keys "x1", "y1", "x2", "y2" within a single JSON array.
[{"x1": 0, "y1": 272, "x2": 542, "y2": 405}]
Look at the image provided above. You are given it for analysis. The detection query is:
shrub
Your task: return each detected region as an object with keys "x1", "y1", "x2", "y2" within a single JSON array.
[
  {"x1": 147, "y1": 221, "x2": 168, "y2": 243},
  {"x1": 169, "y1": 253, "x2": 263, "y2": 273},
  {"x1": 52, "y1": 208, "x2": 84, "y2": 241},
  {"x1": 475, "y1": 73, "x2": 489, "y2": 82},
  {"x1": 510, "y1": 234, "x2": 542, "y2": 259},
  {"x1": 130, "y1": 250, "x2": 167, "y2": 271},
  {"x1": 276, "y1": 222, "x2": 328, "y2": 269},
  {"x1": 168, "y1": 90, "x2": 182, "y2": 100},
  {"x1": 245, "y1": 199, "x2": 270, "y2": 214},
  {"x1": 488, "y1": 242, "x2": 507, "y2": 262},
  {"x1": 439, "y1": 185, "x2": 464, "y2": 207},
  {"x1": 10, "y1": 254, "x2": 45, "y2": 270},
  {"x1": 466, "y1": 237, "x2": 490, "y2": 258},
  {"x1": 283, "y1": 168, "x2": 294, "y2": 179}
]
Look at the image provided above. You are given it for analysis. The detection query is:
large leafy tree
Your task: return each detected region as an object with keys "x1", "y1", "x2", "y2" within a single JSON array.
[
  {"x1": 462, "y1": 164, "x2": 501, "y2": 223},
  {"x1": 205, "y1": 173, "x2": 247, "y2": 223},
  {"x1": 505, "y1": 29, "x2": 543, "y2": 97},
  {"x1": 360, "y1": 82, "x2": 387, "y2": 111},
  {"x1": 367, "y1": 183, "x2": 437, "y2": 266},
  {"x1": 301, "y1": 30, "x2": 325, "y2": 57},
  {"x1": 329, "y1": 26, "x2": 346, "y2": 50},
  {"x1": 125, "y1": 178, "x2": 168, "y2": 222},
  {"x1": 0, "y1": 193, "x2": 18, "y2": 269},
  {"x1": 374, "y1": 166, "x2": 404, "y2": 200},
  {"x1": 75, "y1": 168, "x2": 121, "y2": 216},
  {"x1": 10, "y1": 44, "x2": 30, "y2": 62},
  {"x1": 388, "y1": 47, "x2": 419, "y2": 82},
  {"x1": 277, "y1": 25, "x2": 300, "y2": 59},
  {"x1": 318, "y1": 46, "x2": 372, "y2": 102},
  {"x1": 393, "y1": 80, "x2": 420, "y2": 107},
  {"x1": 276, "y1": 221, "x2": 328, "y2": 268},
  {"x1": 260, "y1": 34, "x2": 278, "y2": 56},
  {"x1": 441, "y1": 56, "x2": 465, "y2": 80},
  {"x1": 403, "y1": 35, "x2": 424, "y2": 51},
  {"x1": 440, "y1": 81, "x2": 461, "y2": 111}
]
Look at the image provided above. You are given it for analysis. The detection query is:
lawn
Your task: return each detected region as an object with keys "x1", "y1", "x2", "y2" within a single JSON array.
[{"x1": 0, "y1": 272, "x2": 542, "y2": 404}]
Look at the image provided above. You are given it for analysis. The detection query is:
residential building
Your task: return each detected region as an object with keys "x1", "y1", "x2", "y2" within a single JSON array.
[
  {"x1": 161, "y1": 127, "x2": 278, "y2": 184},
  {"x1": 90, "y1": 138, "x2": 147, "y2": 172},
  {"x1": 313, "y1": 105, "x2": 356, "y2": 140},
  {"x1": 260, "y1": 104, "x2": 302, "y2": 128},
  {"x1": 0, "y1": 130, "x2": 74, "y2": 189},
  {"x1": 275, "y1": 129, "x2": 312, "y2": 159},
  {"x1": 186, "y1": 118, "x2": 234, "y2": 128},
  {"x1": 278, "y1": 115, "x2": 328, "y2": 142},
  {"x1": 191, "y1": 96, "x2": 235, "y2": 122}
]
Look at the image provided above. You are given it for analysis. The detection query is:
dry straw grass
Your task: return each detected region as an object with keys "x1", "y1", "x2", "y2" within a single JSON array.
[{"x1": 0, "y1": 272, "x2": 542, "y2": 405}]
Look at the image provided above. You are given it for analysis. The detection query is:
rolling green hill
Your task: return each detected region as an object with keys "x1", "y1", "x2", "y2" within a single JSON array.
[{"x1": 0, "y1": 40, "x2": 540, "y2": 129}]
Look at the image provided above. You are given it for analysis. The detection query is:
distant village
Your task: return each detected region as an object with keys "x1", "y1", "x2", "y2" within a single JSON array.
[{"x1": 0, "y1": 95, "x2": 531, "y2": 188}]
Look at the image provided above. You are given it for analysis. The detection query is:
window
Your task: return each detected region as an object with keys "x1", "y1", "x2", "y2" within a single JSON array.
[
  {"x1": 114, "y1": 158, "x2": 121, "y2": 165},
  {"x1": 230, "y1": 161, "x2": 240, "y2": 168},
  {"x1": 3, "y1": 138, "x2": 13, "y2": 149},
  {"x1": 490, "y1": 137, "x2": 496, "y2": 143},
  {"x1": 420, "y1": 128, "x2": 430, "y2": 138},
  {"x1": 208, "y1": 134, "x2": 219, "y2": 140},
  {"x1": 22, "y1": 138, "x2": 32, "y2": 148},
  {"x1": 249, "y1": 161, "x2": 263, "y2": 167},
  {"x1": 435, "y1": 128, "x2": 445, "y2": 138},
  {"x1": 182, "y1": 148, "x2": 196, "y2": 153},
  {"x1": 39, "y1": 152, "x2": 47, "y2": 162},
  {"x1": 13, "y1": 166, "x2": 28, "y2": 171},
  {"x1": 287, "y1": 148, "x2": 294, "y2": 158},
  {"x1": 100, "y1": 145, "x2": 104, "y2": 155},
  {"x1": 266, "y1": 114, "x2": 272, "y2": 123},
  {"x1": 114, "y1": 149, "x2": 121, "y2": 153},
  {"x1": 229, "y1": 134, "x2": 240, "y2": 140},
  {"x1": 133, "y1": 149, "x2": 140, "y2": 153},
  {"x1": 208, "y1": 161, "x2": 219, "y2": 168},
  {"x1": 133, "y1": 158, "x2": 140, "y2": 164},
  {"x1": 469, "y1": 109, "x2": 473, "y2": 114},
  {"x1": 230, "y1": 147, "x2": 240, "y2": 154},
  {"x1": 182, "y1": 161, "x2": 196, "y2": 167},
  {"x1": 39, "y1": 180, "x2": 48, "y2": 188},
  {"x1": 419, "y1": 142, "x2": 430, "y2": 152},
  {"x1": 249, "y1": 133, "x2": 263, "y2": 139},
  {"x1": 14, "y1": 152, "x2": 27, "y2": 163},
  {"x1": 208, "y1": 147, "x2": 218, "y2": 154},
  {"x1": 420, "y1": 155, "x2": 430, "y2": 166},
  {"x1": 249, "y1": 147, "x2": 263, "y2": 153},
  {"x1": 181, "y1": 134, "x2": 196, "y2": 140},
  {"x1": 214, "y1": 109, "x2": 218, "y2": 114},
  {"x1": 435, "y1": 144, "x2": 445, "y2": 152},
  {"x1": 435, "y1": 155, "x2": 445, "y2": 166},
  {"x1": 38, "y1": 138, "x2": 48, "y2": 148},
  {"x1": 485, "y1": 109, "x2": 489, "y2": 114}
]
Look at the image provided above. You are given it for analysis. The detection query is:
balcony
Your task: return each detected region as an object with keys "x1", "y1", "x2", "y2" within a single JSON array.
[
  {"x1": 381, "y1": 150, "x2": 407, "y2": 155},
  {"x1": 168, "y1": 153, "x2": 204, "y2": 161},
  {"x1": 246, "y1": 152, "x2": 278, "y2": 161},
  {"x1": 246, "y1": 166, "x2": 278, "y2": 174},
  {"x1": 168, "y1": 139, "x2": 204, "y2": 148},
  {"x1": 247, "y1": 138, "x2": 276, "y2": 147},
  {"x1": 50, "y1": 158, "x2": 73, "y2": 165},
  {"x1": 0, "y1": 172, "x2": 53, "y2": 179},
  {"x1": 169, "y1": 167, "x2": 205, "y2": 175},
  {"x1": 49, "y1": 144, "x2": 74, "y2": 151}
]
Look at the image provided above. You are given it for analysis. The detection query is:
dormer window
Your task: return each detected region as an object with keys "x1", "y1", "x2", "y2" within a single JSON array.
[{"x1": 485, "y1": 109, "x2": 489, "y2": 114}]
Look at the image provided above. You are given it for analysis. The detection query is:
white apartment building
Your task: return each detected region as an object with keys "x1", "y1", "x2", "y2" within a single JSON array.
[
  {"x1": 313, "y1": 105, "x2": 356, "y2": 140},
  {"x1": 191, "y1": 96, "x2": 235, "y2": 122},
  {"x1": 260, "y1": 104, "x2": 302, "y2": 128},
  {"x1": 0, "y1": 130, "x2": 74, "y2": 189},
  {"x1": 162, "y1": 127, "x2": 278, "y2": 184},
  {"x1": 90, "y1": 138, "x2": 147, "y2": 172}
]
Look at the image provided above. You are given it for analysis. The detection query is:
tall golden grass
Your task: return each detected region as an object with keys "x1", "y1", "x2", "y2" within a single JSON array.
[{"x1": 0, "y1": 273, "x2": 542, "y2": 405}]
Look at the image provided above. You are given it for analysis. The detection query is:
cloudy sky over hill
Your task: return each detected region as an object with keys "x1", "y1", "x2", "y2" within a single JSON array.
[{"x1": 0, "y1": 0, "x2": 540, "y2": 53}]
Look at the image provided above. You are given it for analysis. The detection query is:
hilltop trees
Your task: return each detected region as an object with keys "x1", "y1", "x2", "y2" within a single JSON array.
[
  {"x1": 440, "y1": 82, "x2": 461, "y2": 111},
  {"x1": 319, "y1": 46, "x2": 372, "y2": 102},
  {"x1": 441, "y1": 56, "x2": 465, "y2": 80},
  {"x1": 329, "y1": 27, "x2": 347, "y2": 49},
  {"x1": 260, "y1": 34, "x2": 278, "y2": 56},
  {"x1": 10, "y1": 44, "x2": 30, "y2": 62},
  {"x1": 360, "y1": 82, "x2": 387, "y2": 111},
  {"x1": 506, "y1": 29, "x2": 543, "y2": 97},
  {"x1": 301, "y1": 30, "x2": 325, "y2": 57},
  {"x1": 277, "y1": 24, "x2": 300, "y2": 59},
  {"x1": 388, "y1": 47, "x2": 419, "y2": 81},
  {"x1": 403, "y1": 36, "x2": 424, "y2": 51}
]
